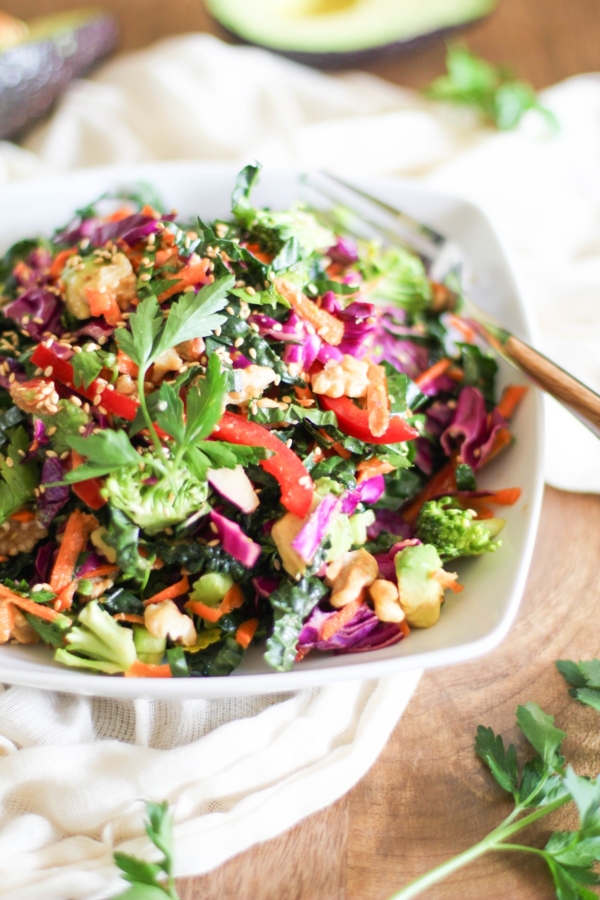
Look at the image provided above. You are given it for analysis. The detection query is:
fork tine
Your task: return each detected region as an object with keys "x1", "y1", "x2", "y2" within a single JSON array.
[
  {"x1": 318, "y1": 171, "x2": 446, "y2": 247},
  {"x1": 302, "y1": 171, "x2": 463, "y2": 279}
]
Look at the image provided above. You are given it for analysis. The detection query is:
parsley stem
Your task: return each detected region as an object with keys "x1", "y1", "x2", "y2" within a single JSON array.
[
  {"x1": 389, "y1": 795, "x2": 571, "y2": 899},
  {"x1": 137, "y1": 368, "x2": 169, "y2": 467}
]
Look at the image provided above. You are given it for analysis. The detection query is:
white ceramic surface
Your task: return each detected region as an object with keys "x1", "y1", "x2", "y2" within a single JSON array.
[{"x1": 0, "y1": 162, "x2": 544, "y2": 698}]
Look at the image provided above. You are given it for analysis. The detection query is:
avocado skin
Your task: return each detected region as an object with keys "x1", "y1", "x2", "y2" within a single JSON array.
[
  {"x1": 215, "y1": 17, "x2": 489, "y2": 70},
  {"x1": 0, "y1": 12, "x2": 118, "y2": 140}
]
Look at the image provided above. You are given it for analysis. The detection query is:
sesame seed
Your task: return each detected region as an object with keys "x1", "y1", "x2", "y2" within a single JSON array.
[
  {"x1": 273, "y1": 559, "x2": 281, "y2": 571},
  {"x1": 47, "y1": 426, "x2": 57, "y2": 436},
  {"x1": 248, "y1": 348, "x2": 257, "y2": 360},
  {"x1": 43, "y1": 366, "x2": 53, "y2": 377},
  {"x1": 32, "y1": 317, "x2": 44, "y2": 325},
  {"x1": 209, "y1": 523, "x2": 219, "y2": 534},
  {"x1": 73, "y1": 346, "x2": 82, "y2": 354},
  {"x1": 214, "y1": 326, "x2": 222, "y2": 337},
  {"x1": 78, "y1": 425, "x2": 86, "y2": 434},
  {"x1": 5, "y1": 458, "x2": 13, "y2": 468},
  {"x1": 139, "y1": 273, "x2": 151, "y2": 282},
  {"x1": 93, "y1": 394, "x2": 102, "y2": 406},
  {"x1": 83, "y1": 403, "x2": 90, "y2": 414},
  {"x1": 234, "y1": 337, "x2": 244, "y2": 348},
  {"x1": 235, "y1": 280, "x2": 246, "y2": 288},
  {"x1": 46, "y1": 450, "x2": 57, "y2": 459},
  {"x1": 8, "y1": 373, "x2": 15, "y2": 384},
  {"x1": 226, "y1": 306, "x2": 235, "y2": 315},
  {"x1": 17, "y1": 449, "x2": 25, "y2": 457},
  {"x1": 272, "y1": 323, "x2": 282, "y2": 332},
  {"x1": 249, "y1": 322, "x2": 259, "y2": 333},
  {"x1": 60, "y1": 451, "x2": 70, "y2": 460},
  {"x1": 282, "y1": 395, "x2": 292, "y2": 403},
  {"x1": 70, "y1": 396, "x2": 82, "y2": 407},
  {"x1": 207, "y1": 539, "x2": 220, "y2": 547},
  {"x1": 245, "y1": 286, "x2": 256, "y2": 296}
]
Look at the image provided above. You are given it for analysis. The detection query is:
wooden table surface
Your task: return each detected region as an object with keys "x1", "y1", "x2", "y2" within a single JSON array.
[{"x1": 8, "y1": 1, "x2": 600, "y2": 897}]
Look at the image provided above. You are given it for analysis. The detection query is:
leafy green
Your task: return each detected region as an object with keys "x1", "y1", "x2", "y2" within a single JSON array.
[
  {"x1": 113, "y1": 801, "x2": 179, "y2": 900},
  {"x1": 391, "y1": 684, "x2": 600, "y2": 900},
  {"x1": 65, "y1": 430, "x2": 141, "y2": 482},
  {"x1": 460, "y1": 344, "x2": 498, "y2": 408},
  {"x1": 0, "y1": 427, "x2": 38, "y2": 525},
  {"x1": 426, "y1": 44, "x2": 559, "y2": 132},
  {"x1": 455, "y1": 463, "x2": 476, "y2": 491},
  {"x1": 557, "y1": 659, "x2": 600, "y2": 712},
  {"x1": 264, "y1": 576, "x2": 327, "y2": 672},
  {"x1": 231, "y1": 162, "x2": 262, "y2": 227}
]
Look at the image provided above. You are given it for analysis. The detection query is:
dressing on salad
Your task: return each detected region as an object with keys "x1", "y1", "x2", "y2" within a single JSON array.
[{"x1": 0, "y1": 165, "x2": 525, "y2": 677}]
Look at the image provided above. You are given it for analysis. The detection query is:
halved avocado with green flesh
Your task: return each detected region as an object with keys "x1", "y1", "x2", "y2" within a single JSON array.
[
  {"x1": 0, "y1": 8, "x2": 118, "y2": 140},
  {"x1": 206, "y1": 0, "x2": 497, "y2": 68}
]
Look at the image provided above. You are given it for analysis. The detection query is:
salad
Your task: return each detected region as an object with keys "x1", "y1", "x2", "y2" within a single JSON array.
[{"x1": 0, "y1": 165, "x2": 525, "y2": 678}]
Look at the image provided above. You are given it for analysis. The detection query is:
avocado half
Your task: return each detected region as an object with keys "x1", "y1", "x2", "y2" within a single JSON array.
[
  {"x1": 0, "y1": 9, "x2": 118, "y2": 140},
  {"x1": 206, "y1": 0, "x2": 496, "y2": 68}
]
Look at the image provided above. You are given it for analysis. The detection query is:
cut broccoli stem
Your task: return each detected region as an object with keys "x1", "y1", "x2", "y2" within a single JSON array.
[{"x1": 54, "y1": 600, "x2": 136, "y2": 672}]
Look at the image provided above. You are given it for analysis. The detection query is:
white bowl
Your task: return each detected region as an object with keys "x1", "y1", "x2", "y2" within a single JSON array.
[{"x1": 0, "y1": 162, "x2": 543, "y2": 698}]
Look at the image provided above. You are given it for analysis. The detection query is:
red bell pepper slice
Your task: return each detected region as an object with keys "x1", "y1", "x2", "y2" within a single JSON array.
[
  {"x1": 31, "y1": 343, "x2": 139, "y2": 420},
  {"x1": 213, "y1": 412, "x2": 313, "y2": 518},
  {"x1": 70, "y1": 450, "x2": 107, "y2": 510},
  {"x1": 318, "y1": 395, "x2": 419, "y2": 445}
]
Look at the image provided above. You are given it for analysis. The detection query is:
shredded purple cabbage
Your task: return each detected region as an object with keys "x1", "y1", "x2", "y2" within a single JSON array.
[
  {"x1": 327, "y1": 237, "x2": 359, "y2": 265},
  {"x1": 210, "y1": 511, "x2": 261, "y2": 567},
  {"x1": 291, "y1": 494, "x2": 340, "y2": 563},
  {"x1": 38, "y1": 458, "x2": 70, "y2": 527},
  {"x1": 441, "y1": 387, "x2": 508, "y2": 469},
  {"x1": 4, "y1": 288, "x2": 64, "y2": 341},
  {"x1": 0, "y1": 355, "x2": 27, "y2": 391}
]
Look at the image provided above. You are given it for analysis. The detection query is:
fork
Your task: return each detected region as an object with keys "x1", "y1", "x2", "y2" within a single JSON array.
[{"x1": 303, "y1": 171, "x2": 600, "y2": 440}]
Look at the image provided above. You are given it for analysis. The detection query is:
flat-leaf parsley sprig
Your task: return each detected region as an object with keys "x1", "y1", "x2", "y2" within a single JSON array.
[
  {"x1": 113, "y1": 801, "x2": 180, "y2": 900},
  {"x1": 390, "y1": 673, "x2": 600, "y2": 900}
]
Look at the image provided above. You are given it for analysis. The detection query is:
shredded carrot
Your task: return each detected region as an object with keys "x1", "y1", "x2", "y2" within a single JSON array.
[
  {"x1": 157, "y1": 260, "x2": 211, "y2": 302},
  {"x1": 276, "y1": 279, "x2": 345, "y2": 346},
  {"x1": 9, "y1": 509, "x2": 36, "y2": 523},
  {"x1": 116, "y1": 350, "x2": 139, "y2": 377},
  {"x1": 473, "y1": 506, "x2": 495, "y2": 520},
  {"x1": 140, "y1": 204, "x2": 160, "y2": 219},
  {"x1": 320, "y1": 597, "x2": 364, "y2": 642},
  {"x1": 78, "y1": 564, "x2": 120, "y2": 580},
  {"x1": 245, "y1": 242, "x2": 274, "y2": 265},
  {"x1": 295, "y1": 646, "x2": 311, "y2": 662},
  {"x1": 106, "y1": 207, "x2": 132, "y2": 223},
  {"x1": 402, "y1": 459, "x2": 457, "y2": 525},
  {"x1": 399, "y1": 619, "x2": 411, "y2": 638},
  {"x1": 185, "y1": 583, "x2": 245, "y2": 623},
  {"x1": 54, "y1": 581, "x2": 78, "y2": 612},
  {"x1": 155, "y1": 246, "x2": 178, "y2": 267},
  {"x1": 294, "y1": 385, "x2": 316, "y2": 408},
  {"x1": 50, "y1": 510, "x2": 99, "y2": 595},
  {"x1": 235, "y1": 618, "x2": 259, "y2": 648},
  {"x1": 447, "y1": 313, "x2": 476, "y2": 343},
  {"x1": 49, "y1": 248, "x2": 76, "y2": 280},
  {"x1": 496, "y1": 385, "x2": 528, "y2": 421},
  {"x1": 414, "y1": 358, "x2": 452, "y2": 389},
  {"x1": 143, "y1": 574, "x2": 190, "y2": 607},
  {"x1": 113, "y1": 613, "x2": 145, "y2": 624},
  {"x1": 488, "y1": 487, "x2": 521, "y2": 505},
  {"x1": 125, "y1": 661, "x2": 172, "y2": 678},
  {"x1": 185, "y1": 600, "x2": 222, "y2": 623},
  {"x1": 367, "y1": 364, "x2": 390, "y2": 438},
  {"x1": 432, "y1": 570, "x2": 464, "y2": 594},
  {"x1": 86, "y1": 288, "x2": 122, "y2": 326},
  {"x1": 0, "y1": 588, "x2": 61, "y2": 622},
  {"x1": 356, "y1": 458, "x2": 396, "y2": 483}
]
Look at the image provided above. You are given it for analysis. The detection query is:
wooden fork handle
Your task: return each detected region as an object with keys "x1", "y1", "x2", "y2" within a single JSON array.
[{"x1": 505, "y1": 336, "x2": 600, "y2": 433}]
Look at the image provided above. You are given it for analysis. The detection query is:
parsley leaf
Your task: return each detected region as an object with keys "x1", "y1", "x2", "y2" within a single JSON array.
[
  {"x1": 474, "y1": 726, "x2": 519, "y2": 795},
  {"x1": 155, "y1": 274, "x2": 234, "y2": 355},
  {"x1": 426, "y1": 44, "x2": 558, "y2": 132},
  {"x1": 231, "y1": 162, "x2": 261, "y2": 227},
  {"x1": 116, "y1": 294, "x2": 163, "y2": 369},
  {"x1": 557, "y1": 659, "x2": 600, "y2": 712},
  {"x1": 65, "y1": 430, "x2": 141, "y2": 482},
  {"x1": 113, "y1": 801, "x2": 179, "y2": 900},
  {"x1": 71, "y1": 348, "x2": 104, "y2": 389},
  {"x1": 183, "y1": 352, "x2": 228, "y2": 446},
  {"x1": 516, "y1": 702, "x2": 566, "y2": 769}
]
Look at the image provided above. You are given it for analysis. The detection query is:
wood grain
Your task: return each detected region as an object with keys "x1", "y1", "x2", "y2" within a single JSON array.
[{"x1": 9, "y1": 1, "x2": 600, "y2": 898}]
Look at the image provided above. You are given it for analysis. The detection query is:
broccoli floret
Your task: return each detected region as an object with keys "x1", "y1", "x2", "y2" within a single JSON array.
[
  {"x1": 54, "y1": 600, "x2": 136, "y2": 674},
  {"x1": 415, "y1": 497, "x2": 504, "y2": 560},
  {"x1": 104, "y1": 454, "x2": 209, "y2": 535}
]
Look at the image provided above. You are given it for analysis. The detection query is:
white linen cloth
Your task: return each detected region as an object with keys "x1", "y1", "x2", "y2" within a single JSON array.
[{"x1": 0, "y1": 33, "x2": 597, "y2": 899}]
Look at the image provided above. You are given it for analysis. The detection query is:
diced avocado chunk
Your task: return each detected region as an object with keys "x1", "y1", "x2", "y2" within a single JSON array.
[
  {"x1": 395, "y1": 543, "x2": 445, "y2": 628},
  {"x1": 190, "y1": 572, "x2": 234, "y2": 606}
]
